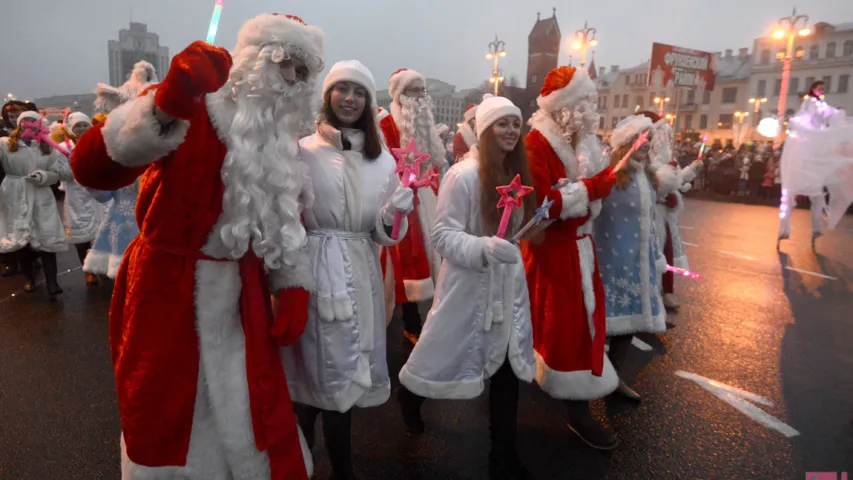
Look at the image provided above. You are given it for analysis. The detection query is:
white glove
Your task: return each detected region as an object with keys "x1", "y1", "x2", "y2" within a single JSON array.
[
  {"x1": 381, "y1": 186, "x2": 415, "y2": 226},
  {"x1": 483, "y1": 236, "x2": 518, "y2": 266},
  {"x1": 679, "y1": 183, "x2": 692, "y2": 193},
  {"x1": 24, "y1": 170, "x2": 47, "y2": 186}
]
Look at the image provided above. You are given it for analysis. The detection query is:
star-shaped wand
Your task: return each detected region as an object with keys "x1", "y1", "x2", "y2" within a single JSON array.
[
  {"x1": 511, "y1": 196, "x2": 554, "y2": 243},
  {"x1": 20, "y1": 119, "x2": 71, "y2": 158},
  {"x1": 389, "y1": 138, "x2": 431, "y2": 240},
  {"x1": 495, "y1": 174, "x2": 534, "y2": 239},
  {"x1": 612, "y1": 128, "x2": 651, "y2": 174}
]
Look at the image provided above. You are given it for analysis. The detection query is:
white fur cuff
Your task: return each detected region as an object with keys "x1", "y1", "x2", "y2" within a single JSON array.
[
  {"x1": 560, "y1": 182, "x2": 590, "y2": 220},
  {"x1": 373, "y1": 210, "x2": 408, "y2": 247},
  {"x1": 102, "y1": 92, "x2": 190, "y2": 168},
  {"x1": 270, "y1": 253, "x2": 316, "y2": 293}
]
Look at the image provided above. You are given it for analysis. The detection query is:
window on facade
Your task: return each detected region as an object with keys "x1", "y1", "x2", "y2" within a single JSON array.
[
  {"x1": 774, "y1": 78, "x2": 782, "y2": 96},
  {"x1": 601, "y1": 96, "x2": 607, "y2": 109},
  {"x1": 757, "y1": 79, "x2": 767, "y2": 97},
  {"x1": 823, "y1": 76, "x2": 832, "y2": 93},
  {"x1": 845, "y1": 40, "x2": 853, "y2": 57},
  {"x1": 805, "y1": 76, "x2": 816, "y2": 91},
  {"x1": 721, "y1": 87, "x2": 737, "y2": 104},
  {"x1": 599, "y1": 117, "x2": 605, "y2": 130},
  {"x1": 789, "y1": 78, "x2": 800, "y2": 96},
  {"x1": 703, "y1": 90, "x2": 711, "y2": 105},
  {"x1": 685, "y1": 115, "x2": 693, "y2": 130},
  {"x1": 794, "y1": 46, "x2": 805, "y2": 59},
  {"x1": 827, "y1": 42, "x2": 837, "y2": 58},
  {"x1": 611, "y1": 117, "x2": 618, "y2": 128},
  {"x1": 718, "y1": 113, "x2": 733, "y2": 129},
  {"x1": 635, "y1": 96, "x2": 644, "y2": 110},
  {"x1": 810, "y1": 44, "x2": 820, "y2": 59},
  {"x1": 531, "y1": 74, "x2": 538, "y2": 84},
  {"x1": 687, "y1": 90, "x2": 695, "y2": 104},
  {"x1": 761, "y1": 50, "x2": 770, "y2": 64},
  {"x1": 699, "y1": 114, "x2": 708, "y2": 129},
  {"x1": 621, "y1": 94, "x2": 629, "y2": 108},
  {"x1": 839, "y1": 75, "x2": 850, "y2": 94},
  {"x1": 649, "y1": 92, "x2": 656, "y2": 105}
]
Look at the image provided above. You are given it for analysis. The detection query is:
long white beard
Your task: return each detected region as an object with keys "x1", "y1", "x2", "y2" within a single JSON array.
[
  {"x1": 398, "y1": 95, "x2": 447, "y2": 170},
  {"x1": 210, "y1": 82, "x2": 314, "y2": 269}
]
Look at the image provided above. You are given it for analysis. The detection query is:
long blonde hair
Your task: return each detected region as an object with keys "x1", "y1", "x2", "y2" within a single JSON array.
[{"x1": 609, "y1": 142, "x2": 659, "y2": 191}]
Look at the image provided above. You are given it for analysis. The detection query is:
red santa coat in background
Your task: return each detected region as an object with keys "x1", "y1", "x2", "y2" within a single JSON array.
[
  {"x1": 71, "y1": 58, "x2": 314, "y2": 480},
  {"x1": 379, "y1": 114, "x2": 440, "y2": 310},
  {"x1": 521, "y1": 112, "x2": 619, "y2": 401}
]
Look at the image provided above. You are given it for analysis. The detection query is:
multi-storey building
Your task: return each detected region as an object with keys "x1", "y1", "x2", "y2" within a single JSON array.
[
  {"x1": 375, "y1": 78, "x2": 481, "y2": 129},
  {"x1": 108, "y1": 22, "x2": 170, "y2": 87}
]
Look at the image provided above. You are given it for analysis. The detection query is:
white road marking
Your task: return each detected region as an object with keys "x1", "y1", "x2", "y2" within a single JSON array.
[
  {"x1": 631, "y1": 337, "x2": 654, "y2": 351},
  {"x1": 784, "y1": 267, "x2": 837, "y2": 280},
  {"x1": 682, "y1": 241, "x2": 699, "y2": 247},
  {"x1": 0, "y1": 267, "x2": 82, "y2": 305},
  {"x1": 680, "y1": 226, "x2": 696, "y2": 230},
  {"x1": 718, "y1": 250, "x2": 759, "y2": 262},
  {"x1": 675, "y1": 370, "x2": 799, "y2": 438}
]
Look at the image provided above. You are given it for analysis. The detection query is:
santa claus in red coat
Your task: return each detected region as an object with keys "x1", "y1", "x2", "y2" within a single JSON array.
[
  {"x1": 71, "y1": 13, "x2": 324, "y2": 479},
  {"x1": 378, "y1": 68, "x2": 445, "y2": 344},
  {"x1": 452, "y1": 102, "x2": 479, "y2": 162},
  {"x1": 521, "y1": 66, "x2": 623, "y2": 450}
]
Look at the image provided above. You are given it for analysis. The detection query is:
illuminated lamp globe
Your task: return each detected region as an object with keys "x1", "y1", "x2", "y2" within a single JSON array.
[{"x1": 757, "y1": 117, "x2": 780, "y2": 138}]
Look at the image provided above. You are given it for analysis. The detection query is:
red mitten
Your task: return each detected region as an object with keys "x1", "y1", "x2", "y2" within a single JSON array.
[
  {"x1": 270, "y1": 287, "x2": 310, "y2": 346},
  {"x1": 154, "y1": 41, "x2": 233, "y2": 120},
  {"x1": 665, "y1": 194, "x2": 678, "y2": 209},
  {"x1": 582, "y1": 166, "x2": 617, "y2": 201}
]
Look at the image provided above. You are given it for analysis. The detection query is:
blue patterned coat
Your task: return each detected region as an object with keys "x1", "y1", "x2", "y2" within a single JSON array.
[
  {"x1": 593, "y1": 163, "x2": 667, "y2": 336},
  {"x1": 83, "y1": 179, "x2": 140, "y2": 278}
]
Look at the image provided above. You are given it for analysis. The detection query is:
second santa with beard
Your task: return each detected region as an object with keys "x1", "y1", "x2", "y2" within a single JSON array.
[{"x1": 378, "y1": 68, "x2": 446, "y2": 345}]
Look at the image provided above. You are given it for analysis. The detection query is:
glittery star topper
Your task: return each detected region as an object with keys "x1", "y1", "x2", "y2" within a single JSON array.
[
  {"x1": 612, "y1": 128, "x2": 651, "y2": 174},
  {"x1": 511, "y1": 195, "x2": 555, "y2": 243},
  {"x1": 495, "y1": 174, "x2": 534, "y2": 239},
  {"x1": 20, "y1": 119, "x2": 71, "y2": 158},
  {"x1": 389, "y1": 138, "x2": 432, "y2": 240}
]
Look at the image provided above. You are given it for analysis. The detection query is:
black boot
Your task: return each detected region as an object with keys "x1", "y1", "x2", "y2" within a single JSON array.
[
  {"x1": 396, "y1": 386, "x2": 425, "y2": 434},
  {"x1": 41, "y1": 252, "x2": 63, "y2": 296},
  {"x1": 564, "y1": 400, "x2": 619, "y2": 450},
  {"x1": 322, "y1": 409, "x2": 357, "y2": 480},
  {"x1": 608, "y1": 336, "x2": 640, "y2": 401},
  {"x1": 19, "y1": 252, "x2": 36, "y2": 293},
  {"x1": 294, "y1": 403, "x2": 320, "y2": 450},
  {"x1": 488, "y1": 361, "x2": 535, "y2": 480},
  {"x1": 401, "y1": 302, "x2": 422, "y2": 346}
]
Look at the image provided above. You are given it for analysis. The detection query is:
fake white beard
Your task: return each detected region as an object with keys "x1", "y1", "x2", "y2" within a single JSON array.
[
  {"x1": 554, "y1": 98, "x2": 600, "y2": 141},
  {"x1": 398, "y1": 95, "x2": 447, "y2": 170}
]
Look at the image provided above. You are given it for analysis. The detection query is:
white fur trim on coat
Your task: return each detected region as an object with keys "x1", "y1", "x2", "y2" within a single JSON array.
[
  {"x1": 655, "y1": 164, "x2": 681, "y2": 198},
  {"x1": 536, "y1": 68, "x2": 597, "y2": 114},
  {"x1": 233, "y1": 13, "x2": 325, "y2": 66},
  {"x1": 560, "y1": 182, "x2": 590, "y2": 220},
  {"x1": 388, "y1": 69, "x2": 425, "y2": 104},
  {"x1": 534, "y1": 351, "x2": 619, "y2": 400},
  {"x1": 269, "y1": 251, "x2": 316, "y2": 293},
  {"x1": 528, "y1": 110, "x2": 581, "y2": 180},
  {"x1": 610, "y1": 116, "x2": 653, "y2": 151},
  {"x1": 459, "y1": 123, "x2": 477, "y2": 148},
  {"x1": 102, "y1": 92, "x2": 190, "y2": 168},
  {"x1": 82, "y1": 249, "x2": 123, "y2": 278},
  {"x1": 372, "y1": 207, "x2": 408, "y2": 247}
]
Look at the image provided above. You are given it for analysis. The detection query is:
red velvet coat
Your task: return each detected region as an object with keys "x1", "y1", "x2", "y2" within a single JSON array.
[
  {"x1": 379, "y1": 114, "x2": 434, "y2": 304},
  {"x1": 520, "y1": 127, "x2": 617, "y2": 400},
  {"x1": 71, "y1": 91, "x2": 309, "y2": 478}
]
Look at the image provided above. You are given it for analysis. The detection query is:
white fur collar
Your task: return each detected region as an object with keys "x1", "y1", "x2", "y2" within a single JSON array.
[
  {"x1": 205, "y1": 88, "x2": 236, "y2": 144},
  {"x1": 459, "y1": 123, "x2": 477, "y2": 148},
  {"x1": 528, "y1": 110, "x2": 579, "y2": 180}
]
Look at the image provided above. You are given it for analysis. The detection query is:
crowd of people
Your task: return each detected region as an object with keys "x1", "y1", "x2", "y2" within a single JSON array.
[{"x1": 2, "y1": 11, "x2": 850, "y2": 480}]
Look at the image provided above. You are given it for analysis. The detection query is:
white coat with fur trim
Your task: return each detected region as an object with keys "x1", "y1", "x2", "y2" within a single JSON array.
[
  {"x1": 282, "y1": 124, "x2": 407, "y2": 412},
  {"x1": 399, "y1": 157, "x2": 536, "y2": 399}
]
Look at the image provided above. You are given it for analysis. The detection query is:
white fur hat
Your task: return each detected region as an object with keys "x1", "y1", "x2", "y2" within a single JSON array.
[
  {"x1": 233, "y1": 13, "x2": 324, "y2": 64},
  {"x1": 537, "y1": 66, "x2": 597, "y2": 113},
  {"x1": 611, "y1": 115, "x2": 654, "y2": 150},
  {"x1": 16, "y1": 110, "x2": 42, "y2": 128},
  {"x1": 65, "y1": 112, "x2": 92, "y2": 135},
  {"x1": 475, "y1": 95, "x2": 521, "y2": 139},
  {"x1": 388, "y1": 68, "x2": 425, "y2": 104},
  {"x1": 322, "y1": 60, "x2": 377, "y2": 105}
]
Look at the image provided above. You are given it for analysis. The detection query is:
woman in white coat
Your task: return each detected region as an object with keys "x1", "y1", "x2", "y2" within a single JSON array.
[
  {"x1": 51, "y1": 112, "x2": 103, "y2": 285},
  {"x1": 0, "y1": 111, "x2": 72, "y2": 295},
  {"x1": 282, "y1": 60, "x2": 414, "y2": 480},
  {"x1": 397, "y1": 96, "x2": 537, "y2": 480}
]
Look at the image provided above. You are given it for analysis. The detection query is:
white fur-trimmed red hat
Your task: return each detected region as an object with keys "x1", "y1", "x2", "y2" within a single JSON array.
[
  {"x1": 611, "y1": 115, "x2": 654, "y2": 150},
  {"x1": 388, "y1": 68, "x2": 425, "y2": 104},
  {"x1": 463, "y1": 102, "x2": 479, "y2": 123},
  {"x1": 475, "y1": 95, "x2": 521, "y2": 139},
  {"x1": 537, "y1": 66, "x2": 597, "y2": 113},
  {"x1": 233, "y1": 13, "x2": 324, "y2": 63}
]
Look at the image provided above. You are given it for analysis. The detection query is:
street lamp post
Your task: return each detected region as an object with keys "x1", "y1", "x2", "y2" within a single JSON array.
[
  {"x1": 653, "y1": 96, "x2": 671, "y2": 117},
  {"x1": 748, "y1": 97, "x2": 768, "y2": 140},
  {"x1": 772, "y1": 8, "x2": 810, "y2": 146},
  {"x1": 486, "y1": 35, "x2": 507, "y2": 96},
  {"x1": 734, "y1": 111, "x2": 749, "y2": 145},
  {"x1": 571, "y1": 21, "x2": 598, "y2": 70}
]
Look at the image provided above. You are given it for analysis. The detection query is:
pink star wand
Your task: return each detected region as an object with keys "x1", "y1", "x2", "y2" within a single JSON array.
[
  {"x1": 495, "y1": 174, "x2": 534, "y2": 239},
  {"x1": 20, "y1": 119, "x2": 71, "y2": 158},
  {"x1": 390, "y1": 138, "x2": 431, "y2": 240},
  {"x1": 666, "y1": 265, "x2": 701, "y2": 280},
  {"x1": 612, "y1": 129, "x2": 651, "y2": 174}
]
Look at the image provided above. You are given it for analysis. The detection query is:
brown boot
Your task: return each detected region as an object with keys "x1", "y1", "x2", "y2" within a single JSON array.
[
  {"x1": 564, "y1": 400, "x2": 619, "y2": 450},
  {"x1": 85, "y1": 272, "x2": 99, "y2": 285}
]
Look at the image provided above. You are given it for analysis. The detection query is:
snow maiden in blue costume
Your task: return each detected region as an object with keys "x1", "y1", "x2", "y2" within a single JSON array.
[{"x1": 593, "y1": 115, "x2": 667, "y2": 400}]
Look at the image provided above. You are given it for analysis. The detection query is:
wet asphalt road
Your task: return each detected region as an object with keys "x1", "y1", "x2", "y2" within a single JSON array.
[{"x1": 1, "y1": 198, "x2": 852, "y2": 480}]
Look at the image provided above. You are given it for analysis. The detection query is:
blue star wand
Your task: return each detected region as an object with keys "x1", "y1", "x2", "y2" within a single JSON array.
[{"x1": 511, "y1": 196, "x2": 555, "y2": 244}]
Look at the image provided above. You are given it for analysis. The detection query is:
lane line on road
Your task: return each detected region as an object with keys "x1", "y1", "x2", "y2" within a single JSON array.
[
  {"x1": 718, "y1": 250, "x2": 759, "y2": 262},
  {"x1": 0, "y1": 267, "x2": 82, "y2": 305},
  {"x1": 784, "y1": 267, "x2": 837, "y2": 280},
  {"x1": 682, "y1": 241, "x2": 699, "y2": 247},
  {"x1": 631, "y1": 337, "x2": 654, "y2": 351},
  {"x1": 680, "y1": 226, "x2": 696, "y2": 230},
  {"x1": 675, "y1": 370, "x2": 800, "y2": 438}
]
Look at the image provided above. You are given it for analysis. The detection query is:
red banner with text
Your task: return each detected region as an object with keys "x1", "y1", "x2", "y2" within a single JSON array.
[{"x1": 648, "y1": 42, "x2": 716, "y2": 91}]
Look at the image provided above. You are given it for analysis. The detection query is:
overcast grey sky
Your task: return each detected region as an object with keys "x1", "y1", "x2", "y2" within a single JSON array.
[{"x1": 2, "y1": 0, "x2": 852, "y2": 101}]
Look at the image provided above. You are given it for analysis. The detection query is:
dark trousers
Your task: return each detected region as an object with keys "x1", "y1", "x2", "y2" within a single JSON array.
[
  {"x1": 401, "y1": 302, "x2": 422, "y2": 335},
  {"x1": 608, "y1": 335, "x2": 633, "y2": 373},
  {"x1": 16, "y1": 248, "x2": 59, "y2": 287},
  {"x1": 399, "y1": 358, "x2": 520, "y2": 453},
  {"x1": 662, "y1": 224, "x2": 674, "y2": 295},
  {"x1": 73, "y1": 242, "x2": 91, "y2": 266},
  {"x1": 295, "y1": 405, "x2": 354, "y2": 477}
]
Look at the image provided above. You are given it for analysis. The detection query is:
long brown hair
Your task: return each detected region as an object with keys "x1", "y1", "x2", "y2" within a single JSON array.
[
  {"x1": 320, "y1": 90, "x2": 383, "y2": 160},
  {"x1": 478, "y1": 126, "x2": 536, "y2": 237},
  {"x1": 7, "y1": 128, "x2": 52, "y2": 155},
  {"x1": 609, "y1": 141, "x2": 659, "y2": 191}
]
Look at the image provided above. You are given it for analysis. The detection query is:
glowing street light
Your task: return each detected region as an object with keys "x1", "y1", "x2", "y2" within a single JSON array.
[
  {"x1": 486, "y1": 35, "x2": 507, "y2": 96},
  {"x1": 572, "y1": 21, "x2": 598, "y2": 69},
  {"x1": 654, "y1": 96, "x2": 671, "y2": 117},
  {"x1": 771, "y1": 7, "x2": 810, "y2": 146},
  {"x1": 748, "y1": 97, "x2": 768, "y2": 140}
]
